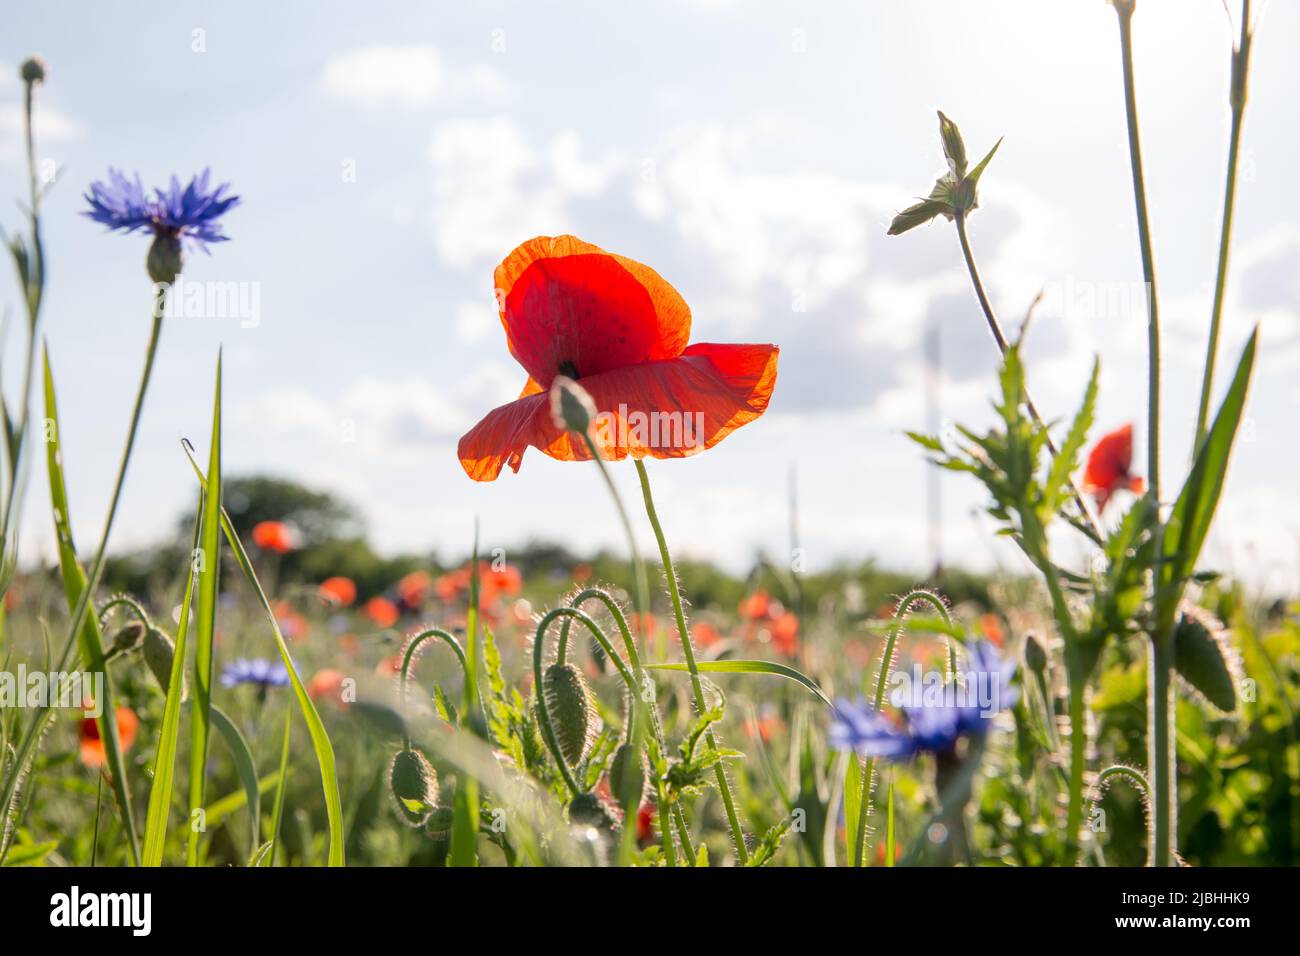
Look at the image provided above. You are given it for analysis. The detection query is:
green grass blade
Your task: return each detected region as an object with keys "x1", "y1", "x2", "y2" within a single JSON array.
[
  {"x1": 269, "y1": 704, "x2": 291, "y2": 866},
  {"x1": 207, "y1": 702, "x2": 259, "y2": 861},
  {"x1": 646, "y1": 659, "x2": 834, "y2": 709},
  {"x1": 181, "y1": 444, "x2": 345, "y2": 866},
  {"x1": 1163, "y1": 327, "x2": 1258, "y2": 591},
  {"x1": 186, "y1": 353, "x2": 223, "y2": 866},
  {"x1": 41, "y1": 350, "x2": 139, "y2": 864},
  {"x1": 140, "y1": 490, "x2": 202, "y2": 866}
]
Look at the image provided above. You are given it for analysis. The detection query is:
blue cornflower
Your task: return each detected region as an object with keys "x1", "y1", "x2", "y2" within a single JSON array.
[
  {"x1": 829, "y1": 641, "x2": 1017, "y2": 760},
  {"x1": 83, "y1": 168, "x2": 239, "y2": 283},
  {"x1": 220, "y1": 657, "x2": 289, "y2": 690}
]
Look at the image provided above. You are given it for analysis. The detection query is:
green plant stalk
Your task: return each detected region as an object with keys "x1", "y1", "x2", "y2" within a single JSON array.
[
  {"x1": 852, "y1": 589, "x2": 951, "y2": 867},
  {"x1": 1193, "y1": 0, "x2": 1252, "y2": 452},
  {"x1": 400, "y1": 629, "x2": 470, "y2": 742},
  {"x1": 269, "y1": 704, "x2": 291, "y2": 866},
  {"x1": 186, "y1": 354, "x2": 222, "y2": 867},
  {"x1": 634, "y1": 459, "x2": 748, "y2": 863},
  {"x1": 1114, "y1": 0, "x2": 1173, "y2": 867},
  {"x1": 953, "y1": 211, "x2": 1103, "y2": 545},
  {"x1": 555, "y1": 585, "x2": 686, "y2": 864}
]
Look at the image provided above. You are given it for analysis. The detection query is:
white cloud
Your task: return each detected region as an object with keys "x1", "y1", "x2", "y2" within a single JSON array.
[
  {"x1": 321, "y1": 46, "x2": 443, "y2": 106},
  {"x1": 428, "y1": 117, "x2": 621, "y2": 271}
]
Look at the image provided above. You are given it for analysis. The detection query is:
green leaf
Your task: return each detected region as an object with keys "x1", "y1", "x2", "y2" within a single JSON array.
[
  {"x1": 887, "y1": 199, "x2": 949, "y2": 236},
  {"x1": 905, "y1": 430, "x2": 944, "y2": 452},
  {"x1": 205, "y1": 702, "x2": 260, "y2": 861},
  {"x1": 1045, "y1": 356, "x2": 1098, "y2": 514},
  {"x1": 965, "y1": 136, "x2": 1004, "y2": 190},
  {"x1": 186, "y1": 353, "x2": 223, "y2": 867},
  {"x1": 1162, "y1": 328, "x2": 1257, "y2": 594},
  {"x1": 181, "y1": 443, "x2": 346, "y2": 866},
  {"x1": 42, "y1": 349, "x2": 139, "y2": 864},
  {"x1": 1, "y1": 838, "x2": 57, "y2": 866},
  {"x1": 142, "y1": 489, "x2": 201, "y2": 866},
  {"x1": 646, "y1": 659, "x2": 833, "y2": 709}
]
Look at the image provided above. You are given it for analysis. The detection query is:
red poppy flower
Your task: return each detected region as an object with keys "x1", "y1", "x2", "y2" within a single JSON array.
[
  {"x1": 458, "y1": 236, "x2": 779, "y2": 481},
  {"x1": 252, "y1": 520, "x2": 297, "y2": 554},
  {"x1": 365, "y1": 596, "x2": 400, "y2": 629},
  {"x1": 318, "y1": 576, "x2": 357, "y2": 607},
  {"x1": 769, "y1": 611, "x2": 800, "y2": 658},
  {"x1": 1083, "y1": 423, "x2": 1144, "y2": 511},
  {"x1": 396, "y1": 570, "x2": 433, "y2": 610},
  {"x1": 979, "y1": 612, "x2": 1004, "y2": 649},
  {"x1": 636, "y1": 803, "x2": 656, "y2": 843},
  {"x1": 307, "y1": 668, "x2": 349, "y2": 705},
  {"x1": 79, "y1": 706, "x2": 139, "y2": 768},
  {"x1": 739, "y1": 588, "x2": 773, "y2": 622},
  {"x1": 691, "y1": 621, "x2": 721, "y2": 648}
]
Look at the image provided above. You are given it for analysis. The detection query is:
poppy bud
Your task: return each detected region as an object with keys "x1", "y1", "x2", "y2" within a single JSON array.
[
  {"x1": 389, "y1": 748, "x2": 439, "y2": 826},
  {"x1": 548, "y1": 375, "x2": 598, "y2": 435},
  {"x1": 20, "y1": 57, "x2": 46, "y2": 85},
  {"x1": 1173, "y1": 607, "x2": 1238, "y2": 713},
  {"x1": 541, "y1": 662, "x2": 597, "y2": 767},
  {"x1": 147, "y1": 231, "x2": 184, "y2": 286},
  {"x1": 1022, "y1": 633, "x2": 1048, "y2": 683},
  {"x1": 608, "y1": 742, "x2": 647, "y2": 812},
  {"x1": 106, "y1": 620, "x2": 146, "y2": 658},
  {"x1": 567, "y1": 791, "x2": 619, "y2": 833},
  {"x1": 143, "y1": 627, "x2": 187, "y2": 700},
  {"x1": 424, "y1": 805, "x2": 455, "y2": 849}
]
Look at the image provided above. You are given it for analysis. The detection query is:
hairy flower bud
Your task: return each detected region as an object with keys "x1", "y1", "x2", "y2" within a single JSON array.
[
  {"x1": 608, "y1": 742, "x2": 647, "y2": 812},
  {"x1": 541, "y1": 662, "x2": 597, "y2": 767},
  {"x1": 389, "y1": 748, "x2": 439, "y2": 826},
  {"x1": 549, "y1": 375, "x2": 598, "y2": 435},
  {"x1": 20, "y1": 57, "x2": 46, "y2": 85}
]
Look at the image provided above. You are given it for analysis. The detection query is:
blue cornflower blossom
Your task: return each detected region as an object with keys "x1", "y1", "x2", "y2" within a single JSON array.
[
  {"x1": 220, "y1": 657, "x2": 289, "y2": 690},
  {"x1": 83, "y1": 168, "x2": 238, "y2": 283},
  {"x1": 830, "y1": 641, "x2": 1017, "y2": 760}
]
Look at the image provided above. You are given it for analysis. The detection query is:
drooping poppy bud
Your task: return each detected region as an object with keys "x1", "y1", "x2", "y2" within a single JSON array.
[
  {"x1": 608, "y1": 742, "x2": 647, "y2": 813},
  {"x1": 549, "y1": 374, "x2": 598, "y2": 435},
  {"x1": 1173, "y1": 605, "x2": 1238, "y2": 713},
  {"x1": 389, "y1": 748, "x2": 438, "y2": 826},
  {"x1": 105, "y1": 620, "x2": 146, "y2": 658},
  {"x1": 143, "y1": 627, "x2": 187, "y2": 700},
  {"x1": 541, "y1": 662, "x2": 597, "y2": 767}
]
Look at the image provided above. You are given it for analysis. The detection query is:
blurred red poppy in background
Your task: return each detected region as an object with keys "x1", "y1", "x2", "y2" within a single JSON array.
[
  {"x1": 1083, "y1": 423, "x2": 1144, "y2": 511},
  {"x1": 318, "y1": 576, "x2": 357, "y2": 607},
  {"x1": 769, "y1": 611, "x2": 800, "y2": 658},
  {"x1": 79, "y1": 707, "x2": 138, "y2": 769},
  {"x1": 396, "y1": 570, "x2": 432, "y2": 610},
  {"x1": 252, "y1": 520, "x2": 296, "y2": 554},
  {"x1": 458, "y1": 235, "x2": 779, "y2": 480},
  {"x1": 365, "y1": 596, "x2": 400, "y2": 629}
]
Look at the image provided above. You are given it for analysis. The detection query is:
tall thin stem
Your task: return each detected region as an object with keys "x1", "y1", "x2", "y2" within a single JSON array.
[
  {"x1": 954, "y1": 211, "x2": 1103, "y2": 545},
  {"x1": 634, "y1": 459, "x2": 748, "y2": 864},
  {"x1": 1193, "y1": 0, "x2": 1252, "y2": 452},
  {"x1": 1113, "y1": 0, "x2": 1173, "y2": 867}
]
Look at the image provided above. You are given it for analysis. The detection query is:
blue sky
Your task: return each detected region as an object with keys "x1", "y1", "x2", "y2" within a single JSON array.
[{"x1": 2, "y1": 0, "x2": 1297, "y2": 591}]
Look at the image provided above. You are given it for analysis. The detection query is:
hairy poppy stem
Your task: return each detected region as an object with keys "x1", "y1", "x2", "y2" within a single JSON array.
[
  {"x1": 1193, "y1": 0, "x2": 1252, "y2": 454},
  {"x1": 634, "y1": 459, "x2": 749, "y2": 864},
  {"x1": 952, "y1": 211, "x2": 1103, "y2": 545},
  {"x1": 1113, "y1": 0, "x2": 1174, "y2": 867},
  {"x1": 852, "y1": 590, "x2": 952, "y2": 867},
  {"x1": 399, "y1": 628, "x2": 470, "y2": 745}
]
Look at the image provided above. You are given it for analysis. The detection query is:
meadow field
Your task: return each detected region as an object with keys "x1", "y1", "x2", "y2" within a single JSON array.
[{"x1": 1, "y1": 1, "x2": 1297, "y2": 874}]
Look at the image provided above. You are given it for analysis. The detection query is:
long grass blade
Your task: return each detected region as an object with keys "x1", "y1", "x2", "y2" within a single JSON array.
[
  {"x1": 180, "y1": 443, "x2": 345, "y2": 865},
  {"x1": 186, "y1": 353, "x2": 223, "y2": 866},
  {"x1": 42, "y1": 349, "x2": 139, "y2": 864},
  {"x1": 647, "y1": 659, "x2": 834, "y2": 709}
]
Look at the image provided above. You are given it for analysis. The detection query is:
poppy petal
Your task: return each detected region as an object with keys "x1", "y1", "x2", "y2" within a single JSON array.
[
  {"x1": 457, "y1": 343, "x2": 778, "y2": 481},
  {"x1": 493, "y1": 236, "x2": 692, "y2": 387}
]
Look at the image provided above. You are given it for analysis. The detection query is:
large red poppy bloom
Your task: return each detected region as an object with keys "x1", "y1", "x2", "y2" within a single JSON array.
[
  {"x1": 1083, "y1": 423, "x2": 1144, "y2": 511},
  {"x1": 458, "y1": 236, "x2": 779, "y2": 481}
]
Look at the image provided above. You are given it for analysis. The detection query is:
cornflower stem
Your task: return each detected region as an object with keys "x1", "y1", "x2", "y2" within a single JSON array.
[
  {"x1": 852, "y1": 589, "x2": 951, "y2": 867},
  {"x1": 634, "y1": 459, "x2": 748, "y2": 864},
  {"x1": 953, "y1": 211, "x2": 1103, "y2": 545},
  {"x1": 1113, "y1": 0, "x2": 1174, "y2": 867},
  {"x1": 1193, "y1": 0, "x2": 1252, "y2": 452}
]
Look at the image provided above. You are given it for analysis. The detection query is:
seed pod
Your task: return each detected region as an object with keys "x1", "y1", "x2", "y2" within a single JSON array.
[
  {"x1": 568, "y1": 791, "x2": 619, "y2": 833},
  {"x1": 1174, "y1": 607, "x2": 1238, "y2": 713},
  {"x1": 142, "y1": 627, "x2": 187, "y2": 700},
  {"x1": 389, "y1": 748, "x2": 438, "y2": 826},
  {"x1": 608, "y1": 743, "x2": 646, "y2": 812},
  {"x1": 541, "y1": 662, "x2": 596, "y2": 766}
]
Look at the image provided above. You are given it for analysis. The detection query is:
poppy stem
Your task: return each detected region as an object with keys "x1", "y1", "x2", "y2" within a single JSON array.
[
  {"x1": 634, "y1": 459, "x2": 749, "y2": 864},
  {"x1": 852, "y1": 589, "x2": 952, "y2": 867},
  {"x1": 398, "y1": 628, "x2": 470, "y2": 742},
  {"x1": 1193, "y1": 0, "x2": 1252, "y2": 454},
  {"x1": 1113, "y1": 0, "x2": 1174, "y2": 868},
  {"x1": 952, "y1": 211, "x2": 1103, "y2": 545}
]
